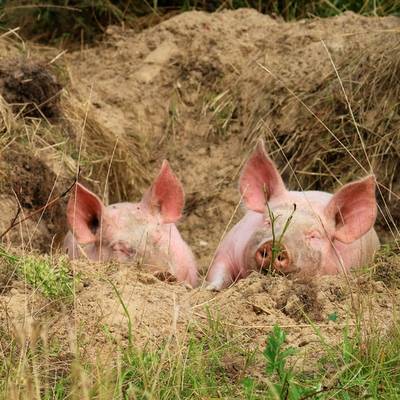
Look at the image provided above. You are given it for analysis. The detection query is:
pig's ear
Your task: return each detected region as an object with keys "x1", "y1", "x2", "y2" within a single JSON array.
[
  {"x1": 324, "y1": 176, "x2": 377, "y2": 244},
  {"x1": 142, "y1": 160, "x2": 184, "y2": 224},
  {"x1": 67, "y1": 183, "x2": 104, "y2": 243},
  {"x1": 239, "y1": 140, "x2": 287, "y2": 213}
]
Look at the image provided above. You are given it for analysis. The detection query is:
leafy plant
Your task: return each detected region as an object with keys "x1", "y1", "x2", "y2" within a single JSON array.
[
  {"x1": 18, "y1": 255, "x2": 77, "y2": 300},
  {"x1": 263, "y1": 202, "x2": 296, "y2": 273},
  {"x1": 0, "y1": 248, "x2": 77, "y2": 300},
  {"x1": 263, "y1": 325, "x2": 307, "y2": 399}
]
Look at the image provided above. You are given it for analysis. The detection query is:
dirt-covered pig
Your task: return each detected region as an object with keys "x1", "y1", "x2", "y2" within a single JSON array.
[
  {"x1": 64, "y1": 161, "x2": 198, "y2": 287},
  {"x1": 207, "y1": 140, "x2": 379, "y2": 290}
]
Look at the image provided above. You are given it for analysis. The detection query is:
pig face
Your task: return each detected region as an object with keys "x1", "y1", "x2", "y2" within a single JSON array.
[
  {"x1": 66, "y1": 160, "x2": 186, "y2": 269},
  {"x1": 240, "y1": 141, "x2": 377, "y2": 275}
]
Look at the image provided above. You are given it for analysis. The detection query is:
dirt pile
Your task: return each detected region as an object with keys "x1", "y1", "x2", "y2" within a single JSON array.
[
  {"x1": 0, "y1": 145, "x2": 65, "y2": 252},
  {"x1": 2, "y1": 256, "x2": 399, "y2": 371},
  {"x1": 0, "y1": 59, "x2": 62, "y2": 118}
]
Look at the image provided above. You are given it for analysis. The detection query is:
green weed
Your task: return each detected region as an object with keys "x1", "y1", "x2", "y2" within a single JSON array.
[
  {"x1": 18, "y1": 255, "x2": 76, "y2": 300},
  {"x1": 0, "y1": 248, "x2": 78, "y2": 300}
]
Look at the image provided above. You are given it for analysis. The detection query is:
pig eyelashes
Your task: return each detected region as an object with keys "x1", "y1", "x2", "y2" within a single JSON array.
[{"x1": 306, "y1": 231, "x2": 322, "y2": 240}]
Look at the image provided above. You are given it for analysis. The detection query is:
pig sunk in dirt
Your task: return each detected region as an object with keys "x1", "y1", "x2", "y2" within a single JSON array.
[
  {"x1": 63, "y1": 161, "x2": 198, "y2": 287},
  {"x1": 206, "y1": 140, "x2": 380, "y2": 290}
]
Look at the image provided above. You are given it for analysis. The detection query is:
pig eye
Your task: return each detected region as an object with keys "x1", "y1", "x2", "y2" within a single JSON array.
[{"x1": 308, "y1": 231, "x2": 322, "y2": 240}]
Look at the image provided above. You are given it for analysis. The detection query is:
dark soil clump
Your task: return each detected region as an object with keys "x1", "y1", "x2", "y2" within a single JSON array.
[
  {"x1": 0, "y1": 60, "x2": 62, "y2": 119},
  {"x1": 0, "y1": 147, "x2": 67, "y2": 250},
  {"x1": 276, "y1": 280, "x2": 323, "y2": 323}
]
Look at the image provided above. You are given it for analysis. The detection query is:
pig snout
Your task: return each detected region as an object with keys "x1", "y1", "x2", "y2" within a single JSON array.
[{"x1": 255, "y1": 240, "x2": 291, "y2": 273}]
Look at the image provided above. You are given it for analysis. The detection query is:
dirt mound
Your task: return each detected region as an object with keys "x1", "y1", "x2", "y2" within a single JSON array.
[
  {"x1": 4, "y1": 147, "x2": 60, "y2": 210},
  {"x1": 2, "y1": 255, "x2": 399, "y2": 371},
  {"x1": 0, "y1": 59, "x2": 62, "y2": 118},
  {"x1": 0, "y1": 144, "x2": 66, "y2": 252}
]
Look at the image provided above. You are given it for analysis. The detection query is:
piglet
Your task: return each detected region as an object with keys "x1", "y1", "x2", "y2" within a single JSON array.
[
  {"x1": 64, "y1": 160, "x2": 198, "y2": 287},
  {"x1": 207, "y1": 140, "x2": 379, "y2": 290}
]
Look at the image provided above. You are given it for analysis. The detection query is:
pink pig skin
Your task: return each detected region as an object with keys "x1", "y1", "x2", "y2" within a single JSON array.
[
  {"x1": 207, "y1": 141, "x2": 380, "y2": 290},
  {"x1": 63, "y1": 161, "x2": 198, "y2": 287}
]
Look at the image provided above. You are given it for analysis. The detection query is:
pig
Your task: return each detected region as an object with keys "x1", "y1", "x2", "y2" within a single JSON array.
[
  {"x1": 63, "y1": 160, "x2": 198, "y2": 287},
  {"x1": 206, "y1": 140, "x2": 380, "y2": 290}
]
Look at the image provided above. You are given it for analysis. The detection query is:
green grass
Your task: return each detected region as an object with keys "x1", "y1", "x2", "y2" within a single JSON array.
[
  {"x1": 1, "y1": 0, "x2": 399, "y2": 45},
  {"x1": 1, "y1": 316, "x2": 400, "y2": 399},
  {"x1": 0, "y1": 247, "x2": 78, "y2": 300}
]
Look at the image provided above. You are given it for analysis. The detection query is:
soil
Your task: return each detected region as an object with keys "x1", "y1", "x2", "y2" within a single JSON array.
[
  {"x1": 0, "y1": 59, "x2": 62, "y2": 118},
  {"x1": 0, "y1": 145, "x2": 66, "y2": 252},
  {"x1": 0, "y1": 9, "x2": 399, "y2": 373},
  {"x1": 2, "y1": 260, "x2": 398, "y2": 373}
]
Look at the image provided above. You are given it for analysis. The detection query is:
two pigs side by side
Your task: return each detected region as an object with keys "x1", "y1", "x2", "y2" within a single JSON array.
[{"x1": 64, "y1": 141, "x2": 380, "y2": 289}]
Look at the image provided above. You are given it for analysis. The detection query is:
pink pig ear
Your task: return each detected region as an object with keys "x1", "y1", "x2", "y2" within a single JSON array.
[
  {"x1": 142, "y1": 160, "x2": 184, "y2": 224},
  {"x1": 67, "y1": 183, "x2": 104, "y2": 244},
  {"x1": 324, "y1": 176, "x2": 377, "y2": 244},
  {"x1": 239, "y1": 139, "x2": 287, "y2": 213}
]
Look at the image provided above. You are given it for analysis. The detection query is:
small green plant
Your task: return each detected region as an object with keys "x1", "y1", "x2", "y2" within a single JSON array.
[
  {"x1": 263, "y1": 202, "x2": 296, "y2": 272},
  {"x1": 0, "y1": 248, "x2": 78, "y2": 300},
  {"x1": 263, "y1": 325, "x2": 307, "y2": 399},
  {"x1": 18, "y1": 255, "x2": 77, "y2": 300}
]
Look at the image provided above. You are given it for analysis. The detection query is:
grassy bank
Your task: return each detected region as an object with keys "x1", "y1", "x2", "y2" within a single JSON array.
[
  {"x1": 1, "y1": 0, "x2": 400, "y2": 45},
  {"x1": 1, "y1": 247, "x2": 400, "y2": 399}
]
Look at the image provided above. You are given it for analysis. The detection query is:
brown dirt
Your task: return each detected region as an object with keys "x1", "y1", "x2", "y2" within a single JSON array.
[
  {"x1": 2, "y1": 259, "x2": 399, "y2": 373},
  {"x1": 0, "y1": 59, "x2": 62, "y2": 118},
  {"x1": 0, "y1": 9, "x2": 399, "y2": 373},
  {"x1": 0, "y1": 145, "x2": 66, "y2": 252}
]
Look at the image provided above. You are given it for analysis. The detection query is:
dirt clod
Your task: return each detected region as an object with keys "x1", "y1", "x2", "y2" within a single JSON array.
[
  {"x1": 0, "y1": 59, "x2": 62, "y2": 118},
  {"x1": 0, "y1": 146, "x2": 66, "y2": 251},
  {"x1": 275, "y1": 281, "x2": 323, "y2": 322}
]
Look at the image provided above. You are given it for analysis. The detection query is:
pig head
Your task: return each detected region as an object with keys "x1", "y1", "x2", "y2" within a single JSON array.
[
  {"x1": 63, "y1": 160, "x2": 198, "y2": 287},
  {"x1": 206, "y1": 140, "x2": 379, "y2": 290}
]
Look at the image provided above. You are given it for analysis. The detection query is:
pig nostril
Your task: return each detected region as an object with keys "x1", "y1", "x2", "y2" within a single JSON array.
[
  {"x1": 255, "y1": 242, "x2": 273, "y2": 269},
  {"x1": 256, "y1": 241, "x2": 290, "y2": 273},
  {"x1": 274, "y1": 248, "x2": 290, "y2": 272}
]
